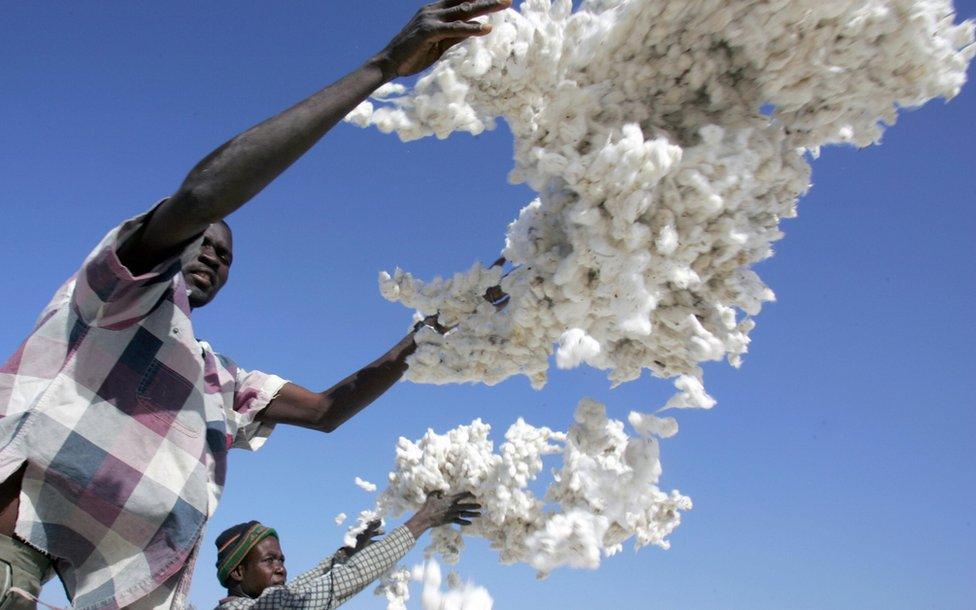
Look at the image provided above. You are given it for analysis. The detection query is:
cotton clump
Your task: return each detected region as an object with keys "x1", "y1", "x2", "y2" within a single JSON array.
[
  {"x1": 352, "y1": 0, "x2": 973, "y2": 408},
  {"x1": 356, "y1": 477, "x2": 379, "y2": 492},
  {"x1": 416, "y1": 561, "x2": 494, "y2": 610},
  {"x1": 351, "y1": 399, "x2": 689, "y2": 608}
]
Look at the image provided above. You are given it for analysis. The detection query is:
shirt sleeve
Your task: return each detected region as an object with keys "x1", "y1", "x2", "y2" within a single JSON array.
[
  {"x1": 71, "y1": 201, "x2": 204, "y2": 329},
  {"x1": 239, "y1": 527, "x2": 416, "y2": 610},
  {"x1": 228, "y1": 364, "x2": 289, "y2": 451}
]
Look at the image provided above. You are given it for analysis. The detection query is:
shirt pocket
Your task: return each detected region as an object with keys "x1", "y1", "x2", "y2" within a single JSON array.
[{"x1": 137, "y1": 360, "x2": 201, "y2": 438}]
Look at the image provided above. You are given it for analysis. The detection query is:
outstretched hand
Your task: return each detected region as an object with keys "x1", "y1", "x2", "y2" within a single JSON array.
[
  {"x1": 377, "y1": 0, "x2": 512, "y2": 78},
  {"x1": 405, "y1": 491, "x2": 482, "y2": 538}
]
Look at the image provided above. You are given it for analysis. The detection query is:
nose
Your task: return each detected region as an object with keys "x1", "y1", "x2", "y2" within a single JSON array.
[{"x1": 198, "y1": 244, "x2": 220, "y2": 268}]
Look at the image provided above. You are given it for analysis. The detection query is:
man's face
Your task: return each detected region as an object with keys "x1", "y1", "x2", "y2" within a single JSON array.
[
  {"x1": 183, "y1": 222, "x2": 233, "y2": 309},
  {"x1": 233, "y1": 536, "x2": 286, "y2": 596}
]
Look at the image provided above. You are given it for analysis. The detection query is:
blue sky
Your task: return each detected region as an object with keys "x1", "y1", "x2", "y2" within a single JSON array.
[{"x1": 2, "y1": 2, "x2": 974, "y2": 609}]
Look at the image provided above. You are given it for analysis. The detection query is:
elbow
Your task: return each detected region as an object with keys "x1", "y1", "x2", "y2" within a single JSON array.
[
  {"x1": 172, "y1": 185, "x2": 225, "y2": 226},
  {"x1": 312, "y1": 397, "x2": 341, "y2": 433},
  {"x1": 316, "y1": 418, "x2": 339, "y2": 434}
]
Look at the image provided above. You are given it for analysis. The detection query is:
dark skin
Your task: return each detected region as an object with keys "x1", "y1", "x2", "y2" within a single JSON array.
[
  {"x1": 0, "y1": 0, "x2": 511, "y2": 538},
  {"x1": 226, "y1": 492, "x2": 480, "y2": 599}
]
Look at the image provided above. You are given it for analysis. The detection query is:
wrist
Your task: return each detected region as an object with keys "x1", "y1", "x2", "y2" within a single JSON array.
[
  {"x1": 404, "y1": 515, "x2": 429, "y2": 539},
  {"x1": 366, "y1": 53, "x2": 398, "y2": 83}
]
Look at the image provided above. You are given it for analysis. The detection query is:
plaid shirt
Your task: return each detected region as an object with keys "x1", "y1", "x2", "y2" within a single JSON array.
[
  {"x1": 0, "y1": 206, "x2": 288, "y2": 609},
  {"x1": 215, "y1": 526, "x2": 415, "y2": 610}
]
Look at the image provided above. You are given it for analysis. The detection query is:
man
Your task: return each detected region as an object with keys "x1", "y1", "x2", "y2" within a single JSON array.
[
  {"x1": 213, "y1": 492, "x2": 480, "y2": 609},
  {"x1": 0, "y1": 1, "x2": 511, "y2": 608}
]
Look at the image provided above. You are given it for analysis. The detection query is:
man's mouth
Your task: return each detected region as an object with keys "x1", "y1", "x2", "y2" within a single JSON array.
[{"x1": 189, "y1": 269, "x2": 215, "y2": 289}]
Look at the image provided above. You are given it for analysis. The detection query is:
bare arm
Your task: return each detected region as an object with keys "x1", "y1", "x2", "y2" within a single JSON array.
[
  {"x1": 257, "y1": 329, "x2": 419, "y2": 433},
  {"x1": 119, "y1": 0, "x2": 511, "y2": 275}
]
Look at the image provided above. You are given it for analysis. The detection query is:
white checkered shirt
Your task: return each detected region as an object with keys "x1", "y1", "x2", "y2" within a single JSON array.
[{"x1": 0, "y1": 206, "x2": 288, "y2": 609}]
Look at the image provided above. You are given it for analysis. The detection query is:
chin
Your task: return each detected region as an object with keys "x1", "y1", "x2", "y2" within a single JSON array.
[{"x1": 187, "y1": 288, "x2": 216, "y2": 309}]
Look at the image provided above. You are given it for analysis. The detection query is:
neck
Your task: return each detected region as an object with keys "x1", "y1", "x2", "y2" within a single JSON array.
[{"x1": 226, "y1": 584, "x2": 253, "y2": 599}]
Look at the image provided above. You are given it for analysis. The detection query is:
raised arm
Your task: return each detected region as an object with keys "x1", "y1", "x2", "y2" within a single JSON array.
[{"x1": 119, "y1": 0, "x2": 511, "y2": 275}]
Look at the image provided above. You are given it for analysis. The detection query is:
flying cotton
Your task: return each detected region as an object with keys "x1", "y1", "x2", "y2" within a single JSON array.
[
  {"x1": 376, "y1": 560, "x2": 493, "y2": 610},
  {"x1": 348, "y1": 399, "x2": 689, "y2": 608},
  {"x1": 352, "y1": 0, "x2": 973, "y2": 406},
  {"x1": 344, "y1": 0, "x2": 972, "y2": 606}
]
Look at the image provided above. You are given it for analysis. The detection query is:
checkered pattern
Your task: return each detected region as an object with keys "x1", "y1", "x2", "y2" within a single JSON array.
[
  {"x1": 215, "y1": 527, "x2": 415, "y2": 610},
  {"x1": 0, "y1": 206, "x2": 288, "y2": 609}
]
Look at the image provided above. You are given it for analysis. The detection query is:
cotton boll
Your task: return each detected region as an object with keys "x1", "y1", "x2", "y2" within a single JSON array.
[
  {"x1": 377, "y1": 568, "x2": 412, "y2": 610},
  {"x1": 334, "y1": 513, "x2": 347, "y2": 526},
  {"x1": 628, "y1": 411, "x2": 678, "y2": 438},
  {"x1": 356, "y1": 477, "x2": 378, "y2": 493},
  {"x1": 345, "y1": 100, "x2": 374, "y2": 127},
  {"x1": 372, "y1": 83, "x2": 407, "y2": 99},
  {"x1": 415, "y1": 560, "x2": 494, "y2": 610},
  {"x1": 663, "y1": 374, "x2": 716, "y2": 410},
  {"x1": 359, "y1": 399, "x2": 687, "y2": 594},
  {"x1": 555, "y1": 328, "x2": 601, "y2": 369}
]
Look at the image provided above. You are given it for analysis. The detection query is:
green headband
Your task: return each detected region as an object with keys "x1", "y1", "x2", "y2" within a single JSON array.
[{"x1": 217, "y1": 524, "x2": 278, "y2": 587}]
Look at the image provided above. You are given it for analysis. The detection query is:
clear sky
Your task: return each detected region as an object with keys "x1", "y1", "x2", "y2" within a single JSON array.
[{"x1": 2, "y1": 2, "x2": 974, "y2": 609}]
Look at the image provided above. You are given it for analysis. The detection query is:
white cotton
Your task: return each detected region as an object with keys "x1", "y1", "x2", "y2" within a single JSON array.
[
  {"x1": 343, "y1": 509, "x2": 381, "y2": 548},
  {"x1": 663, "y1": 375, "x2": 716, "y2": 410},
  {"x1": 416, "y1": 561, "x2": 494, "y2": 610},
  {"x1": 345, "y1": 100, "x2": 374, "y2": 128},
  {"x1": 356, "y1": 477, "x2": 378, "y2": 492},
  {"x1": 628, "y1": 411, "x2": 678, "y2": 439},
  {"x1": 334, "y1": 513, "x2": 347, "y2": 526},
  {"x1": 372, "y1": 83, "x2": 408, "y2": 99},
  {"x1": 347, "y1": 0, "x2": 973, "y2": 412},
  {"x1": 360, "y1": 398, "x2": 689, "y2": 600},
  {"x1": 555, "y1": 328, "x2": 601, "y2": 369},
  {"x1": 345, "y1": 2, "x2": 971, "y2": 603},
  {"x1": 377, "y1": 568, "x2": 412, "y2": 610}
]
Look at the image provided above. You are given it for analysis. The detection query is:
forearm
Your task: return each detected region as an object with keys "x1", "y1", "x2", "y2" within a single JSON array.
[
  {"x1": 165, "y1": 58, "x2": 389, "y2": 231},
  {"x1": 124, "y1": 1, "x2": 509, "y2": 273},
  {"x1": 315, "y1": 330, "x2": 417, "y2": 431},
  {"x1": 328, "y1": 526, "x2": 415, "y2": 608},
  {"x1": 259, "y1": 329, "x2": 417, "y2": 432}
]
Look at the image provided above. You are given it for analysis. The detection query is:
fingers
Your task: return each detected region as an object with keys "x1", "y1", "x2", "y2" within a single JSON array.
[
  {"x1": 430, "y1": 20, "x2": 494, "y2": 41},
  {"x1": 438, "y1": 0, "x2": 511, "y2": 14},
  {"x1": 439, "y1": 0, "x2": 511, "y2": 22}
]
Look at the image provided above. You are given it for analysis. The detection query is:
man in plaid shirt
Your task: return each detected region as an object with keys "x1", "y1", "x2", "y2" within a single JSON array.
[
  {"x1": 212, "y1": 492, "x2": 479, "y2": 609},
  {"x1": 0, "y1": 1, "x2": 510, "y2": 608}
]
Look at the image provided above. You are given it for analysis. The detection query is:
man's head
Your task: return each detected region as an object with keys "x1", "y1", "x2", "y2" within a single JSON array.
[
  {"x1": 216, "y1": 521, "x2": 286, "y2": 598},
  {"x1": 183, "y1": 220, "x2": 233, "y2": 309}
]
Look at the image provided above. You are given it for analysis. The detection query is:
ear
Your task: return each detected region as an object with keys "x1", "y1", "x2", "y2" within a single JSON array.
[{"x1": 229, "y1": 563, "x2": 245, "y2": 583}]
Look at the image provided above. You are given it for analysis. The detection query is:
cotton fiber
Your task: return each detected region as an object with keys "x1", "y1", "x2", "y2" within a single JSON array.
[
  {"x1": 354, "y1": 0, "x2": 973, "y2": 405},
  {"x1": 343, "y1": 1, "x2": 972, "y2": 606},
  {"x1": 349, "y1": 399, "x2": 689, "y2": 608}
]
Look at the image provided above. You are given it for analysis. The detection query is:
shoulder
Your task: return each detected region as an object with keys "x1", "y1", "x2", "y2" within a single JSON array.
[
  {"x1": 215, "y1": 597, "x2": 251, "y2": 610},
  {"x1": 200, "y1": 341, "x2": 238, "y2": 371}
]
